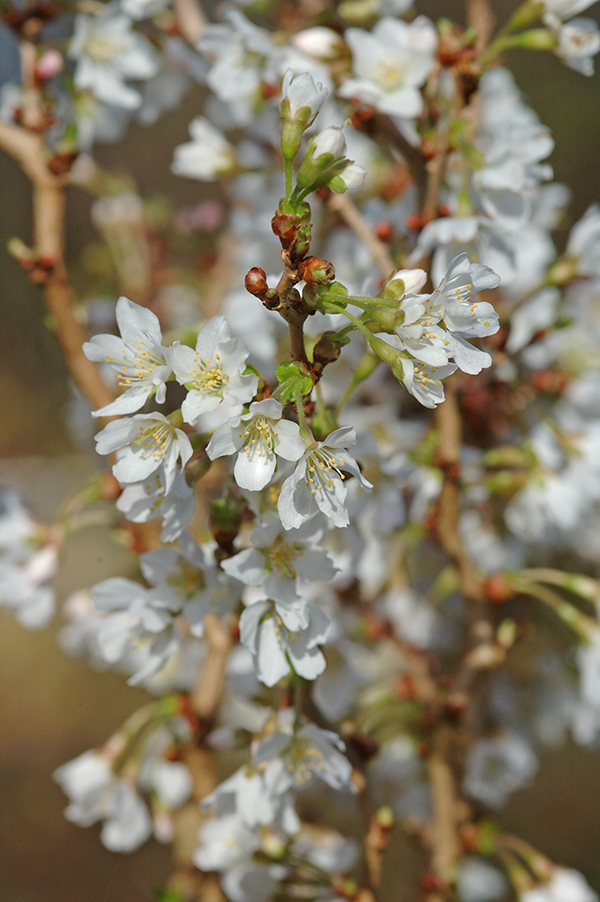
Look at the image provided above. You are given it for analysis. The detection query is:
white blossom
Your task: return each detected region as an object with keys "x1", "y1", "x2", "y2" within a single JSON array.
[
  {"x1": 83, "y1": 296, "x2": 173, "y2": 417},
  {"x1": 92, "y1": 577, "x2": 181, "y2": 684},
  {"x1": 170, "y1": 315, "x2": 257, "y2": 426},
  {"x1": 120, "y1": 0, "x2": 170, "y2": 19},
  {"x1": 116, "y1": 465, "x2": 196, "y2": 543},
  {"x1": 551, "y1": 16, "x2": 600, "y2": 75},
  {"x1": 521, "y1": 868, "x2": 599, "y2": 902},
  {"x1": 206, "y1": 399, "x2": 305, "y2": 491},
  {"x1": 400, "y1": 359, "x2": 457, "y2": 408},
  {"x1": 281, "y1": 68, "x2": 328, "y2": 123},
  {"x1": 278, "y1": 426, "x2": 372, "y2": 530},
  {"x1": 239, "y1": 597, "x2": 330, "y2": 686},
  {"x1": 253, "y1": 724, "x2": 354, "y2": 792},
  {"x1": 221, "y1": 517, "x2": 337, "y2": 602},
  {"x1": 95, "y1": 413, "x2": 193, "y2": 492},
  {"x1": 69, "y1": 11, "x2": 158, "y2": 110},
  {"x1": 339, "y1": 17, "x2": 437, "y2": 118},
  {"x1": 172, "y1": 117, "x2": 237, "y2": 181},
  {"x1": 463, "y1": 733, "x2": 537, "y2": 808},
  {"x1": 53, "y1": 750, "x2": 152, "y2": 852}
]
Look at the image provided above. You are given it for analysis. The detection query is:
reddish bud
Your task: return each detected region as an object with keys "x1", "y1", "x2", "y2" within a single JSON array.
[
  {"x1": 484, "y1": 572, "x2": 515, "y2": 604},
  {"x1": 47, "y1": 153, "x2": 77, "y2": 176},
  {"x1": 298, "y1": 255, "x2": 335, "y2": 285},
  {"x1": 420, "y1": 136, "x2": 437, "y2": 161},
  {"x1": 459, "y1": 823, "x2": 479, "y2": 853},
  {"x1": 394, "y1": 675, "x2": 416, "y2": 700},
  {"x1": 406, "y1": 214, "x2": 432, "y2": 232},
  {"x1": 374, "y1": 221, "x2": 393, "y2": 242},
  {"x1": 350, "y1": 105, "x2": 375, "y2": 130},
  {"x1": 529, "y1": 368, "x2": 570, "y2": 395},
  {"x1": 421, "y1": 874, "x2": 440, "y2": 892},
  {"x1": 245, "y1": 266, "x2": 268, "y2": 297},
  {"x1": 35, "y1": 48, "x2": 63, "y2": 81},
  {"x1": 261, "y1": 80, "x2": 278, "y2": 99}
]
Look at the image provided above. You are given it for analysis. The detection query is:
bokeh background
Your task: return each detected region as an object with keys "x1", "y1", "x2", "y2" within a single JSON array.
[{"x1": 2, "y1": 4, "x2": 600, "y2": 898}]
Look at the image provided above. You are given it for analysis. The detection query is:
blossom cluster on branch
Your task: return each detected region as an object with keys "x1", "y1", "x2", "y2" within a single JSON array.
[{"x1": 2, "y1": 0, "x2": 600, "y2": 900}]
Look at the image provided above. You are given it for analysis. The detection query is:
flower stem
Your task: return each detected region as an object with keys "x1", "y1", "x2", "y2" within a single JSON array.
[
  {"x1": 294, "y1": 390, "x2": 311, "y2": 441},
  {"x1": 284, "y1": 158, "x2": 293, "y2": 200}
]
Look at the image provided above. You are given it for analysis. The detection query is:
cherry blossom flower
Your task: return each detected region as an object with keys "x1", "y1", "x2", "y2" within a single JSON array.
[
  {"x1": 521, "y1": 868, "x2": 598, "y2": 902},
  {"x1": 95, "y1": 413, "x2": 193, "y2": 492},
  {"x1": 92, "y1": 577, "x2": 181, "y2": 685},
  {"x1": 53, "y1": 750, "x2": 152, "y2": 852},
  {"x1": 253, "y1": 724, "x2": 354, "y2": 792},
  {"x1": 221, "y1": 517, "x2": 337, "y2": 602},
  {"x1": 172, "y1": 117, "x2": 237, "y2": 181},
  {"x1": 463, "y1": 733, "x2": 537, "y2": 808},
  {"x1": 281, "y1": 68, "x2": 328, "y2": 121},
  {"x1": 116, "y1": 466, "x2": 196, "y2": 543},
  {"x1": 69, "y1": 10, "x2": 158, "y2": 110},
  {"x1": 278, "y1": 427, "x2": 372, "y2": 530},
  {"x1": 206, "y1": 399, "x2": 305, "y2": 491},
  {"x1": 170, "y1": 316, "x2": 258, "y2": 426},
  {"x1": 339, "y1": 17, "x2": 437, "y2": 118},
  {"x1": 83, "y1": 296, "x2": 173, "y2": 417},
  {"x1": 239, "y1": 597, "x2": 330, "y2": 686}
]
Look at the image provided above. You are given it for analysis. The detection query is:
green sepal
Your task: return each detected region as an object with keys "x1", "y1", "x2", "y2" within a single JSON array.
[
  {"x1": 275, "y1": 361, "x2": 313, "y2": 403},
  {"x1": 155, "y1": 890, "x2": 186, "y2": 902},
  {"x1": 328, "y1": 281, "x2": 349, "y2": 297}
]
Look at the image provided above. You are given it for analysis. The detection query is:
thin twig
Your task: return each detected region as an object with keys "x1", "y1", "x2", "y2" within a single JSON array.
[
  {"x1": 0, "y1": 122, "x2": 115, "y2": 413},
  {"x1": 191, "y1": 612, "x2": 233, "y2": 721},
  {"x1": 428, "y1": 727, "x2": 462, "y2": 885},
  {"x1": 173, "y1": 0, "x2": 206, "y2": 43},
  {"x1": 326, "y1": 192, "x2": 394, "y2": 280}
]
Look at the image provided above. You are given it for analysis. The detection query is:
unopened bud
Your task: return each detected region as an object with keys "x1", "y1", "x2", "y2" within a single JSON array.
[
  {"x1": 484, "y1": 572, "x2": 515, "y2": 604},
  {"x1": 298, "y1": 255, "x2": 335, "y2": 285},
  {"x1": 377, "y1": 806, "x2": 394, "y2": 829},
  {"x1": 511, "y1": 27, "x2": 559, "y2": 50},
  {"x1": 245, "y1": 266, "x2": 268, "y2": 297},
  {"x1": 209, "y1": 496, "x2": 243, "y2": 553},
  {"x1": 184, "y1": 449, "x2": 211, "y2": 486},
  {"x1": 35, "y1": 48, "x2": 63, "y2": 81}
]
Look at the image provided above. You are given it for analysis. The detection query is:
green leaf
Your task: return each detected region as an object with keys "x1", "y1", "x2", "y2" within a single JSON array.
[{"x1": 275, "y1": 361, "x2": 313, "y2": 403}]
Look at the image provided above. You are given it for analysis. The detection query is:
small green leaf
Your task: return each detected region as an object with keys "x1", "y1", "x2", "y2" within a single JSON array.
[{"x1": 275, "y1": 361, "x2": 313, "y2": 402}]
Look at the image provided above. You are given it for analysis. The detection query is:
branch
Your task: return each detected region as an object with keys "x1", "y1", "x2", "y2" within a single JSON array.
[
  {"x1": 0, "y1": 120, "x2": 116, "y2": 413},
  {"x1": 428, "y1": 727, "x2": 462, "y2": 888},
  {"x1": 467, "y1": 0, "x2": 496, "y2": 52},
  {"x1": 326, "y1": 192, "x2": 395, "y2": 280},
  {"x1": 191, "y1": 612, "x2": 233, "y2": 722},
  {"x1": 173, "y1": 0, "x2": 207, "y2": 42}
]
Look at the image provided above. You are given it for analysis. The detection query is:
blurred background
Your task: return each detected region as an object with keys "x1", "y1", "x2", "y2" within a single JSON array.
[{"x1": 2, "y1": 4, "x2": 600, "y2": 898}]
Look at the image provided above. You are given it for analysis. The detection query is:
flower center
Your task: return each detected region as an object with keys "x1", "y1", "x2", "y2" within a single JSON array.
[
  {"x1": 285, "y1": 737, "x2": 325, "y2": 785},
  {"x1": 167, "y1": 560, "x2": 206, "y2": 599},
  {"x1": 191, "y1": 355, "x2": 226, "y2": 393},
  {"x1": 267, "y1": 539, "x2": 304, "y2": 579},
  {"x1": 305, "y1": 450, "x2": 346, "y2": 495},
  {"x1": 240, "y1": 418, "x2": 275, "y2": 458},
  {"x1": 133, "y1": 421, "x2": 172, "y2": 459},
  {"x1": 109, "y1": 338, "x2": 165, "y2": 389},
  {"x1": 85, "y1": 37, "x2": 129, "y2": 63},
  {"x1": 373, "y1": 52, "x2": 405, "y2": 90}
]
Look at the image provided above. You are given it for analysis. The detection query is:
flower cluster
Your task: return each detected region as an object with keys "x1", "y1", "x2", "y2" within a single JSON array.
[{"x1": 4, "y1": 0, "x2": 600, "y2": 899}]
